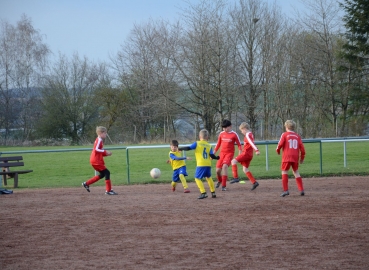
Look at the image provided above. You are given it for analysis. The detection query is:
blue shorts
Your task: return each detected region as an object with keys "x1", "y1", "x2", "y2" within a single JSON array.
[
  {"x1": 194, "y1": 167, "x2": 212, "y2": 179},
  {"x1": 172, "y1": 166, "x2": 188, "y2": 182}
]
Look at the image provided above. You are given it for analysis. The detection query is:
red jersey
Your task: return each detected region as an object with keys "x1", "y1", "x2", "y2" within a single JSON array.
[
  {"x1": 90, "y1": 137, "x2": 107, "y2": 166},
  {"x1": 241, "y1": 132, "x2": 259, "y2": 159},
  {"x1": 276, "y1": 131, "x2": 305, "y2": 163},
  {"x1": 214, "y1": 130, "x2": 242, "y2": 154}
]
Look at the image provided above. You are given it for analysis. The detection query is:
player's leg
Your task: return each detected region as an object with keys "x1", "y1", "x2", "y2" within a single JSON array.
[
  {"x1": 230, "y1": 158, "x2": 240, "y2": 183},
  {"x1": 280, "y1": 162, "x2": 290, "y2": 197},
  {"x1": 243, "y1": 163, "x2": 259, "y2": 190},
  {"x1": 292, "y1": 164, "x2": 304, "y2": 195},
  {"x1": 103, "y1": 169, "x2": 117, "y2": 195},
  {"x1": 215, "y1": 158, "x2": 223, "y2": 188},
  {"x1": 179, "y1": 174, "x2": 190, "y2": 193}
]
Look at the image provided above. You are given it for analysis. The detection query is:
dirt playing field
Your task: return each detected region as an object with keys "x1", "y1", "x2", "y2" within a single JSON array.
[{"x1": 1, "y1": 176, "x2": 368, "y2": 270}]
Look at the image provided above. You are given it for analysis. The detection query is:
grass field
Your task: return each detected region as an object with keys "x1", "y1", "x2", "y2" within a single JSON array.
[{"x1": 0, "y1": 140, "x2": 368, "y2": 189}]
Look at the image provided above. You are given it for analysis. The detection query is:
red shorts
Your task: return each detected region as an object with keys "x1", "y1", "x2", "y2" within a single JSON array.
[
  {"x1": 281, "y1": 162, "x2": 299, "y2": 171},
  {"x1": 92, "y1": 164, "x2": 107, "y2": 172},
  {"x1": 235, "y1": 154, "x2": 253, "y2": 168},
  {"x1": 216, "y1": 152, "x2": 234, "y2": 168}
]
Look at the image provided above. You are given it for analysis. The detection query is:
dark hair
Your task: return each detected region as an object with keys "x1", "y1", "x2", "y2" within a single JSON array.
[
  {"x1": 221, "y1": 119, "x2": 232, "y2": 128},
  {"x1": 171, "y1": 140, "x2": 179, "y2": 146}
]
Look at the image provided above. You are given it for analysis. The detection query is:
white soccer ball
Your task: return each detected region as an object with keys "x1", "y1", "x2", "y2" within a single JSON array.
[{"x1": 150, "y1": 168, "x2": 161, "y2": 179}]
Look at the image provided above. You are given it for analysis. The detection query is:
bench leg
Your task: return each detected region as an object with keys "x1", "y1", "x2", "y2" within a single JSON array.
[
  {"x1": 14, "y1": 173, "x2": 19, "y2": 188},
  {"x1": 3, "y1": 174, "x2": 7, "y2": 186}
]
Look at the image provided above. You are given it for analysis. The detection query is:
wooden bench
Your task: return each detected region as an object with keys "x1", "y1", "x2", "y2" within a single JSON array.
[{"x1": 0, "y1": 156, "x2": 33, "y2": 188}]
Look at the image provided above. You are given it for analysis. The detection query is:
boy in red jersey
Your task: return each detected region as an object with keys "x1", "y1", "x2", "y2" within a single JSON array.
[
  {"x1": 276, "y1": 120, "x2": 305, "y2": 197},
  {"x1": 82, "y1": 126, "x2": 117, "y2": 195},
  {"x1": 214, "y1": 119, "x2": 242, "y2": 191},
  {"x1": 230, "y1": 122, "x2": 260, "y2": 190}
]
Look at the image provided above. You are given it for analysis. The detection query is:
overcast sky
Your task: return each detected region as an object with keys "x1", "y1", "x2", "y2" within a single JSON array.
[{"x1": 0, "y1": 0, "x2": 302, "y2": 63}]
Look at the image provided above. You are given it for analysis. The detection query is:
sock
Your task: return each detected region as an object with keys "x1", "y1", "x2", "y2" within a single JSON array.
[
  {"x1": 195, "y1": 178, "x2": 205, "y2": 194},
  {"x1": 86, "y1": 175, "x2": 100, "y2": 186},
  {"x1": 206, "y1": 177, "x2": 215, "y2": 193},
  {"x1": 282, "y1": 174, "x2": 289, "y2": 191},
  {"x1": 179, "y1": 174, "x2": 188, "y2": 189},
  {"x1": 232, "y1": 164, "x2": 238, "y2": 178},
  {"x1": 296, "y1": 177, "x2": 304, "y2": 191},
  {"x1": 105, "y1": 179, "x2": 112, "y2": 192},
  {"x1": 222, "y1": 175, "x2": 227, "y2": 187},
  {"x1": 171, "y1": 181, "x2": 177, "y2": 188},
  {"x1": 246, "y1": 171, "x2": 256, "y2": 184},
  {"x1": 217, "y1": 174, "x2": 222, "y2": 183}
]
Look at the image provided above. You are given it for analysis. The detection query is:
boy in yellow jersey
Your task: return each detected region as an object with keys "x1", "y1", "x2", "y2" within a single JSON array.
[
  {"x1": 167, "y1": 140, "x2": 191, "y2": 193},
  {"x1": 179, "y1": 129, "x2": 220, "y2": 199}
]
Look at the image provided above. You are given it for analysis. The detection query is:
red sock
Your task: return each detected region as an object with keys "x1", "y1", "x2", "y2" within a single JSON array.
[
  {"x1": 222, "y1": 175, "x2": 228, "y2": 187},
  {"x1": 282, "y1": 174, "x2": 289, "y2": 191},
  {"x1": 232, "y1": 164, "x2": 238, "y2": 178},
  {"x1": 86, "y1": 175, "x2": 100, "y2": 186},
  {"x1": 105, "y1": 180, "x2": 112, "y2": 192},
  {"x1": 217, "y1": 174, "x2": 222, "y2": 183},
  {"x1": 295, "y1": 177, "x2": 304, "y2": 191},
  {"x1": 246, "y1": 171, "x2": 256, "y2": 184}
]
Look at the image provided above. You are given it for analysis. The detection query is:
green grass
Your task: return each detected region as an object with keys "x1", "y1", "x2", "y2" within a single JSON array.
[{"x1": 1, "y1": 141, "x2": 368, "y2": 189}]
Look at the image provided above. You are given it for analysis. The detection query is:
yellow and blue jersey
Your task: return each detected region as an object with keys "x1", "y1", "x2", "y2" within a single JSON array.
[{"x1": 189, "y1": 140, "x2": 214, "y2": 167}]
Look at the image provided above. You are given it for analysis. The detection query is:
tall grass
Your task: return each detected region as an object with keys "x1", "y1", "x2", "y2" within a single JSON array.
[{"x1": 0, "y1": 141, "x2": 368, "y2": 189}]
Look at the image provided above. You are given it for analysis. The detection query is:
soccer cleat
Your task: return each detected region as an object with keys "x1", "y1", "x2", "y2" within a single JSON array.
[
  {"x1": 105, "y1": 190, "x2": 118, "y2": 195},
  {"x1": 198, "y1": 193, "x2": 208, "y2": 199},
  {"x1": 280, "y1": 191, "x2": 289, "y2": 197},
  {"x1": 82, "y1": 182, "x2": 90, "y2": 192},
  {"x1": 230, "y1": 178, "x2": 239, "y2": 184},
  {"x1": 184, "y1": 189, "x2": 190, "y2": 193},
  {"x1": 221, "y1": 187, "x2": 227, "y2": 191},
  {"x1": 216, "y1": 182, "x2": 221, "y2": 188},
  {"x1": 172, "y1": 186, "x2": 175, "y2": 192},
  {"x1": 301, "y1": 191, "x2": 305, "y2": 196},
  {"x1": 251, "y1": 181, "x2": 259, "y2": 190},
  {"x1": 211, "y1": 192, "x2": 216, "y2": 198}
]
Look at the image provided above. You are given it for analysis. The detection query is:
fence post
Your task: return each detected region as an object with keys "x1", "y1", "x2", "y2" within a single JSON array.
[
  {"x1": 126, "y1": 148, "x2": 130, "y2": 184},
  {"x1": 319, "y1": 140, "x2": 323, "y2": 175}
]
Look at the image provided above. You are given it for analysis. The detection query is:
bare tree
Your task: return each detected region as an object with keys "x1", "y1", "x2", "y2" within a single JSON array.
[
  {"x1": 39, "y1": 54, "x2": 102, "y2": 144},
  {"x1": 0, "y1": 15, "x2": 50, "y2": 143}
]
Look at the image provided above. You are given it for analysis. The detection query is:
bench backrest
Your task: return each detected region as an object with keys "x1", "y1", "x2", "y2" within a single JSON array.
[
  {"x1": 0, "y1": 156, "x2": 25, "y2": 169},
  {"x1": 0, "y1": 156, "x2": 23, "y2": 162},
  {"x1": 1, "y1": 162, "x2": 25, "y2": 168}
]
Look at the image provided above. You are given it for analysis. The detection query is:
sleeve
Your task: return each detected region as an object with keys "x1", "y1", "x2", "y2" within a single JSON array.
[
  {"x1": 95, "y1": 138, "x2": 107, "y2": 155},
  {"x1": 169, "y1": 153, "x2": 186, "y2": 160},
  {"x1": 246, "y1": 133, "x2": 259, "y2": 152},
  {"x1": 235, "y1": 133, "x2": 242, "y2": 151},
  {"x1": 299, "y1": 139, "x2": 306, "y2": 161},
  {"x1": 214, "y1": 134, "x2": 222, "y2": 152},
  {"x1": 276, "y1": 133, "x2": 284, "y2": 154}
]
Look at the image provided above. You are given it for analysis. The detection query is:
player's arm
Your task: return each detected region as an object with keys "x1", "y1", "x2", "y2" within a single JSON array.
[
  {"x1": 299, "y1": 139, "x2": 306, "y2": 163},
  {"x1": 246, "y1": 133, "x2": 260, "y2": 155},
  {"x1": 178, "y1": 142, "x2": 197, "y2": 151},
  {"x1": 214, "y1": 134, "x2": 222, "y2": 153},
  {"x1": 276, "y1": 133, "x2": 284, "y2": 154},
  {"x1": 209, "y1": 148, "x2": 220, "y2": 160},
  {"x1": 169, "y1": 153, "x2": 187, "y2": 160}
]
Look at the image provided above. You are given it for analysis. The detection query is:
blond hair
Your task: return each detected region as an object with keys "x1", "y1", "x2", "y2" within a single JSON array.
[
  {"x1": 239, "y1": 122, "x2": 250, "y2": 130},
  {"x1": 284, "y1": 120, "x2": 296, "y2": 131},
  {"x1": 96, "y1": 126, "x2": 107, "y2": 135},
  {"x1": 199, "y1": 129, "x2": 209, "y2": 140}
]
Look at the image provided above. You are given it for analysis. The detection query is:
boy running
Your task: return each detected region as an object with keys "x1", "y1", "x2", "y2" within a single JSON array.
[
  {"x1": 230, "y1": 122, "x2": 260, "y2": 190},
  {"x1": 82, "y1": 126, "x2": 117, "y2": 195},
  {"x1": 214, "y1": 119, "x2": 242, "y2": 191}
]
